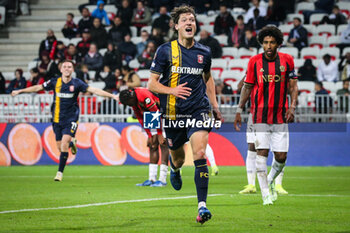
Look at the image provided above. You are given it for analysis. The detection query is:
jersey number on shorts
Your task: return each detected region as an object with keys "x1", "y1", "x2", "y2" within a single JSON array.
[{"x1": 71, "y1": 122, "x2": 78, "y2": 132}]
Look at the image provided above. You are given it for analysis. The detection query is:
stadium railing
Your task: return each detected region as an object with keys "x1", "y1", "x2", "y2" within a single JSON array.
[{"x1": 0, "y1": 94, "x2": 349, "y2": 123}]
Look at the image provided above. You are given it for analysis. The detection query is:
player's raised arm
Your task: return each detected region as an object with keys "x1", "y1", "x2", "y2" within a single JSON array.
[
  {"x1": 203, "y1": 71, "x2": 222, "y2": 121},
  {"x1": 86, "y1": 86, "x2": 118, "y2": 101},
  {"x1": 11, "y1": 84, "x2": 44, "y2": 97},
  {"x1": 147, "y1": 72, "x2": 192, "y2": 100}
]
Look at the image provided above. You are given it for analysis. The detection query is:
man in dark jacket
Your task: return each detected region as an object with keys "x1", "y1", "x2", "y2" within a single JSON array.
[
  {"x1": 239, "y1": 29, "x2": 260, "y2": 50},
  {"x1": 103, "y1": 42, "x2": 123, "y2": 71},
  {"x1": 6, "y1": 69, "x2": 27, "y2": 94},
  {"x1": 108, "y1": 16, "x2": 131, "y2": 46},
  {"x1": 78, "y1": 7, "x2": 93, "y2": 35},
  {"x1": 152, "y1": 6, "x2": 171, "y2": 36},
  {"x1": 214, "y1": 4, "x2": 235, "y2": 37},
  {"x1": 90, "y1": 17, "x2": 108, "y2": 49},
  {"x1": 288, "y1": 17, "x2": 308, "y2": 51},
  {"x1": 198, "y1": 30, "x2": 222, "y2": 58},
  {"x1": 38, "y1": 29, "x2": 57, "y2": 58},
  {"x1": 119, "y1": 34, "x2": 137, "y2": 63}
]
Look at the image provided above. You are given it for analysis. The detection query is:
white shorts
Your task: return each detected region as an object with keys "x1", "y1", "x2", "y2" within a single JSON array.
[
  {"x1": 246, "y1": 113, "x2": 255, "y2": 144},
  {"x1": 254, "y1": 123, "x2": 289, "y2": 152}
]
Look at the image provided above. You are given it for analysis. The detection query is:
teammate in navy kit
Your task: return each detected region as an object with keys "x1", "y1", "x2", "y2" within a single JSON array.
[
  {"x1": 11, "y1": 60, "x2": 118, "y2": 181},
  {"x1": 147, "y1": 5, "x2": 222, "y2": 224}
]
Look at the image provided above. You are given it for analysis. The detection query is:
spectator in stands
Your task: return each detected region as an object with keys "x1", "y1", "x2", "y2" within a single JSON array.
[
  {"x1": 264, "y1": 0, "x2": 286, "y2": 26},
  {"x1": 38, "y1": 51, "x2": 60, "y2": 81},
  {"x1": 228, "y1": 15, "x2": 245, "y2": 47},
  {"x1": 214, "y1": 4, "x2": 235, "y2": 37},
  {"x1": 62, "y1": 13, "x2": 78, "y2": 39},
  {"x1": 78, "y1": 0, "x2": 98, "y2": 13},
  {"x1": 0, "y1": 72, "x2": 5, "y2": 94},
  {"x1": 65, "y1": 44, "x2": 82, "y2": 65},
  {"x1": 239, "y1": 29, "x2": 260, "y2": 50},
  {"x1": 317, "y1": 54, "x2": 339, "y2": 82},
  {"x1": 6, "y1": 69, "x2": 26, "y2": 94},
  {"x1": 247, "y1": 8, "x2": 265, "y2": 32},
  {"x1": 38, "y1": 29, "x2": 57, "y2": 59},
  {"x1": 189, "y1": 0, "x2": 211, "y2": 14},
  {"x1": 117, "y1": 0, "x2": 133, "y2": 27},
  {"x1": 137, "y1": 29, "x2": 150, "y2": 56},
  {"x1": 119, "y1": 34, "x2": 137, "y2": 63},
  {"x1": 149, "y1": 27, "x2": 165, "y2": 48},
  {"x1": 215, "y1": 79, "x2": 233, "y2": 104},
  {"x1": 337, "y1": 22, "x2": 350, "y2": 54},
  {"x1": 303, "y1": 0, "x2": 334, "y2": 24},
  {"x1": 78, "y1": 7, "x2": 93, "y2": 35},
  {"x1": 108, "y1": 16, "x2": 131, "y2": 46},
  {"x1": 340, "y1": 53, "x2": 350, "y2": 81},
  {"x1": 75, "y1": 64, "x2": 90, "y2": 83},
  {"x1": 288, "y1": 17, "x2": 308, "y2": 51},
  {"x1": 314, "y1": 81, "x2": 333, "y2": 117},
  {"x1": 132, "y1": 0, "x2": 152, "y2": 35},
  {"x1": 90, "y1": 17, "x2": 108, "y2": 49},
  {"x1": 117, "y1": 65, "x2": 141, "y2": 90},
  {"x1": 198, "y1": 30, "x2": 222, "y2": 58},
  {"x1": 244, "y1": 0, "x2": 267, "y2": 24},
  {"x1": 53, "y1": 41, "x2": 66, "y2": 63},
  {"x1": 137, "y1": 41, "x2": 156, "y2": 69},
  {"x1": 103, "y1": 66, "x2": 118, "y2": 93},
  {"x1": 336, "y1": 80, "x2": 349, "y2": 113},
  {"x1": 103, "y1": 42, "x2": 122, "y2": 71},
  {"x1": 152, "y1": 6, "x2": 171, "y2": 37},
  {"x1": 165, "y1": 18, "x2": 177, "y2": 42},
  {"x1": 77, "y1": 29, "x2": 92, "y2": 58},
  {"x1": 27, "y1": 68, "x2": 45, "y2": 94},
  {"x1": 84, "y1": 43, "x2": 103, "y2": 72},
  {"x1": 298, "y1": 59, "x2": 317, "y2": 82},
  {"x1": 92, "y1": 0, "x2": 111, "y2": 26},
  {"x1": 319, "y1": 5, "x2": 347, "y2": 26}
]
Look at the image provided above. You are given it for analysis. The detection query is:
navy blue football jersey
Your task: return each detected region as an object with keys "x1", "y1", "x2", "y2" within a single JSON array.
[
  {"x1": 150, "y1": 40, "x2": 212, "y2": 119},
  {"x1": 42, "y1": 77, "x2": 88, "y2": 123}
]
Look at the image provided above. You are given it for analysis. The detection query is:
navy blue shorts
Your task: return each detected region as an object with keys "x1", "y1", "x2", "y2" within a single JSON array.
[
  {"x1": 52, "y1": 121, "x2": 78, "y2": 141},
  {"x1": 164, "y1": 109, "x2": 212, "y2": 150}
]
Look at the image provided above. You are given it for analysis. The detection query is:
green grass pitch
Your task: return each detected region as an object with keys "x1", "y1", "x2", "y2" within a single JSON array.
[{"x1": 0, "y1": 166, "x2": 350, "y2": 233}]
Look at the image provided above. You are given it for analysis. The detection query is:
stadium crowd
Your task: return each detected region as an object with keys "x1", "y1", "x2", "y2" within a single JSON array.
[{"x1": 0, "y1": 0, "x2": 350, "y2": 112}]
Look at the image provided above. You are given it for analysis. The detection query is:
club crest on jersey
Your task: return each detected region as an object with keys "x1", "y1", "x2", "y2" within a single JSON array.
[
  {"x1": 69, "y1": 85, "x2": 74, "y2": 92},
  {"x1": 197, "y1": 54, "x2": 203, "y2": 64},
  {"x1": 260, "y1": 68, "x2": 264, "y2": 73},
  {"x1": 280, "y1": 66, "x2": 285, "y2": 72}
]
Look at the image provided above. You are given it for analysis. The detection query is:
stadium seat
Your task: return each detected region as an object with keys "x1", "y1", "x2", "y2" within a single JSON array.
[
  {"x1": 238, "y1": 48, "x2": 257, "y2": 59},
  {"x1": 279, "y1": 47, "x2": 299, "y2": 59},
  {"x1": 258, "y1": 47, "x2": 264, "y2": 54},
  {"x1": 300, "y1": 47, "x2": 320, "y2": 60},
  {"x1": 303, "y1": 24, "x2": 316, "y2": 37},
  {"x1": 131, "y1": 36, "x2": 142, "y2": 44},
  {"x1": 99, "y1": 48, "x2": 107, "y2": 56},
  {"x1": 129, "y1": 59, "x2": 140, "y2": 70},
  {"x1": 70, "y1": 38, "x2": 81, "y2": 46},
  {"x1": 308, "y1": 35, "x2": 327, "y2": 49},
  {"x1": 104, "y1": 5, "x2": 117, "y2": 14},
  {"x1": 296, "y1": 2, "x2": 315, "y2": 14},
  {"x1": 201, "y1": 25, "x2": 214, "y2": 35},
  {"x1": 130, "y1": 26, "x2": 138, "y2": 37},
  {"x1": 312, "y1": 59, "x2": 322, "y2": 67},
  {"x1": 320, "y1": 47, "x2": 340, "y2": 60},
  {"x1": 294, "y1": 59, "x2": 305, "y2": 70},
  {"x1": 222, "y1": 47, "x2": 238, "y2": 59},
  {"x1": 28, "y1": 61, "x2": 37, "y2": 70},
  {"x1": 211, "y1": 69, "x2": 221, "y2": 79},
  {"x1": 197, "y1": 14, "x2": 216, "y2": 25},
  {"x1": 137, "y1": 69, "x2": 150, "y2": 80},
  {"x1": 57, "y1": 38, "x2": 70, "y2": 46},
  {"x1": 315, "y1": 25, "x2": 336, "y2": 37},
  {"x1": 323, "y1": 81, "x2": 338, "y2": 94},
  {"x1": 73, "y1": 16, "x2": 82, "y2": 25},
  {"x1": 220, "y1": 70, "x2": 244, "y2": 82},
  {"x1": 337, "y1": 24, "x2": 348, "y2": 36},
  {"x1": 334, "y1": 81, "x2": 343, "y2": 91},
  {"x1": 285, "y1": 13, "x2": 304, "y2": 24},
  {"x1": 228, "y1": 59, "x2": 249, "y2": 72},
  {"x1": 310, "y1": 13, "x2": 327, "y2": 25},
  {"x1": 342, "y1": 47, "x2": 350, "y2": 56},
  {"x1": 141, "y1": 25, "x2": 152, "y2": 34},
  {"x1": 338, "y1": 2, "x2": 350, "y2": 18},
  {"x1": 298, "y1": 81, "x2": 315, "y2": 93},
  {"x1": 0, "y1": 6, "x2": 5, "y2": 25},
  {"x1": 88, "y1": 71, "x2": 96, "y2": 79},
  {"x1": 211, "y1": 58, "x2": 228, "y2": 75},
  {"x1": 278, "y1": 24, "x2": 293, "y2": 36},
  {"x1": 224, "y1": 79, "x2": 239, "y2": 91},
  {"x1": 89, "y1": 81, "x2": 105, "y2": 89},
  {"x1": 283, "y1": 35, "x2": 289, "y2": 46},
  {"x1": 327, "y1": 35, "x2": 340, "y2": 47},
  {"x1": 214, "y1": 35, "x2": 228, "y2": 47}
]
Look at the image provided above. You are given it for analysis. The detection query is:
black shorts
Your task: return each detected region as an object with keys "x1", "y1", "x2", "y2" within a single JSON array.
[
  {"x1": 164, "y1": 109, "x2": 212, "y2": 150},
  {"x1": 52, "y1": 121, "x2": 78, "y2": 141}
]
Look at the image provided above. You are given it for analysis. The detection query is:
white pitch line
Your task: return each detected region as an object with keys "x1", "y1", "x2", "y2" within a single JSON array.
[{"x1": 0, "y1": 194, "x2": 224, "y2": 214}]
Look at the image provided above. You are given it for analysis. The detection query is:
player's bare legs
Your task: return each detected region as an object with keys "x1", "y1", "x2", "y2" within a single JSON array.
[
  {"x1": 190, "y1": 130, "x2": 212, "y2": 224},
  {"x1": 54, "y1": 134, "x2": 72, "y2": 181},
  {"x1": 168, "y1": 146, "x2": 185, "y2": 190}
]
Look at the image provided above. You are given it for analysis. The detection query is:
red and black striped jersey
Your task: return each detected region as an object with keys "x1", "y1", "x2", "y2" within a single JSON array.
[{"x1": 244, "y1": 52, "x2": 298, "y2": 124}]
